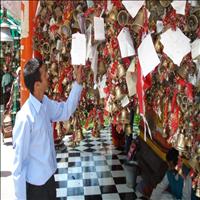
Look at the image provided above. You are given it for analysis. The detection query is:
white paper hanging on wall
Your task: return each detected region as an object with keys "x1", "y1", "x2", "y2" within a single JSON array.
[
  {"x1": 121, "y1": 95, "x2": 130, "y2": 107},
  {"x1": 160, "y1": 28, "x2": 191, "y2": 66},
  {"x1": 171, "y1": 1, "x2": 186, "y2": 15},
  {"x1": 71, "y1": 32, "x2": 86, "y2": 65},
  {"x1": 117, "y1": 27, "x2": 135, "y2": 58},
  {"x1": 94, "y1": 17, "x2": 105, "y2": 41},
  {"x1": 122, "y1": 0, "x2": 144, "y2": 19},
  {"x1": 191, "y1": 39, "x2": 200, "y2": 60},
  {"x1": 91, "y1": 45, "x2": 98, "y2": 84},
  {"x1": 138, "y1": 34, "x2": 160, "y2": 77}
]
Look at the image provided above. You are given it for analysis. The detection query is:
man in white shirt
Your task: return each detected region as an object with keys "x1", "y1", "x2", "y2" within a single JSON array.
[
  {"x1": 150, "y1": 148, "x2": 192, "y2": 200},
  {"x1": 12, "y1": 58, "x2": 83, "y2": 200}
]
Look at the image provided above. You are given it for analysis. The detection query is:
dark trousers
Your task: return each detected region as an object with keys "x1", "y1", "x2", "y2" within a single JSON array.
[{"x1": 26, "y1": 175, "x2": 57, "y2": 200}]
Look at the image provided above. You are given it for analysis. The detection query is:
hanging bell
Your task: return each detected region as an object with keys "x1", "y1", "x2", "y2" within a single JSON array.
[
  {"x1": 187, "y1": 15, "x2": 199, "y2": 32},
  {"x1": 125, "y1": 124, "x2": 132, "y2": 135},
  {"x1": 176, "y1": 133, "x2": 186, "y2": 152},
  {"x1": 159, "y1": 0, "x2": 171, "y2": 8},
  {"x1": 154, "y1": 37, "x2": 163, "y2": 53},
  {"x1": 111, "y1": 102, "x2": 118, "y2": 113},
  {"x1": 120, "y1": 108, "x2": 129, "y2": 124},
  {"x1": 115, "y1": 85, "x2": 124, "y2": 101},
  {"x1": 117, "y1": 10, "x2": 129, "y2": 26},
  {"x1": 42, "y1": 42, "x2": 50, "y2": 55},
  {"x1": 131, "y1": 7, "x2": 144, "y2": 33},
  {"x1": 0, "y1": 22, "x2": 13, "y2": 41},
  {"x1": 117, "y1": 64, "x2": 126, "y2": 79},
  {"x1": 98, "y1": 60, "x2": 107, "y2": 76},
  {"x1": 61, "y1": 23, "x2": 71, "y2": 38},
  {"x1": 107, "y1": 7, "x2": 118, "y2": 23},
  {"x1": 75, "y1": 129, "x2": 84, "y2": 142}
]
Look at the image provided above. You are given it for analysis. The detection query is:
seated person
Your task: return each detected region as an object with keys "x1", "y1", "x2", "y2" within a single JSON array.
[{"x1": 150, "y1": 148, "x2": 192, "y2": 200}]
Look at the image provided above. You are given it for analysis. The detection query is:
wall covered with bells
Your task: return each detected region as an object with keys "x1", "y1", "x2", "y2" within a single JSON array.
[{"x1": 33, "y1": 0, "x2": 200, "y2": 196}]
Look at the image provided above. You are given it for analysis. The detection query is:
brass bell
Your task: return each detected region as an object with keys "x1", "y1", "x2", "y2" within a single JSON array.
[
  {"x1": 187, "y1": 15, "x2": 199, "y2": 32},
  {"x1": 61, "y1": 23, "x2": 71, "y2": 38},
  {"x1": 63, "y1": 120, "x2": 72, "y2": 134},
  {"x1": 131, "y1": 7, "x2": 144, "y2": 33},
  {"x1": 112, "y1": 102, "x2": 118, "y2": 113},
  {"x1": 176, "y1": 133, "x2": 186, "y2": 152},
  {"x1": 42, "y1": 42, "x2": 50, "y2": 55},
  {"x1": 120, "y1": 108, "x2": 129, "y2": 124},
  {"x1": 125, "y1": 124, "x2": 132, "y2": 135},
  {"x1": 154, "y1": 37, "x2": 162, "y2": 53},
  {"x1": 98, "y1": 60, "x2": 107, "y2": 76},
  {"x1": 117, "y1": 10, "x2": 129, "y2": 26},
  {"x1": 117, "y1": 64, "x2": 126, "y2": 79},
  {"x1": 107, "y1": 7, "x2": 118, "y2": 23},
  {"x1": 73, "y1": 6, "x2": 83, "y2": 22},
  {"x1": 159, "y1": 0, "x2": 171, "y2": 8},
  {"x1": 55, "y1": 6, "x2": 63, "y2": 18},
  {"x1": 62, "y1": 78, "x2": 67, "y2": 86},
  {"x1": 75, "y1": 129, "x2": 84, "y2": 142},
  {"x1": 115, "y1": 85, "x2": 124, "y2": 101}
]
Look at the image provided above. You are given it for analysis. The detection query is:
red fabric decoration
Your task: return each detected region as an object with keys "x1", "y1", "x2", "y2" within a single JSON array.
[{"x1": 136, "y1": 58, "x2": 144, "y2": 114}]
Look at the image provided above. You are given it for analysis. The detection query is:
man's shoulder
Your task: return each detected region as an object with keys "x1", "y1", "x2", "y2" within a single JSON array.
[{"x1": 17, "y1": 99, "x2": 35, "y2": 121}]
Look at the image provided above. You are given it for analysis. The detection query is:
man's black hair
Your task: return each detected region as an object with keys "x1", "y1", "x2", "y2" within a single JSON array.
[
  {"x1": 166, "y1": 148, "x2": 179, "y2": 166},
  {"x1": 24, "y1": 57, "x2": 42, "y2": 94}
]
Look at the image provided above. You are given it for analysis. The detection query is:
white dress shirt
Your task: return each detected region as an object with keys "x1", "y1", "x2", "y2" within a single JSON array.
[{"x1": 12, "y1": 82, "x2": 82, "y2": 200}]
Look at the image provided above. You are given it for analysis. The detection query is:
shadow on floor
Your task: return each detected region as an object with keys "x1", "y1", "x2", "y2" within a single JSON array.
[{"x1": 0, "y1": 171, "x2": 12, "y2": 177}]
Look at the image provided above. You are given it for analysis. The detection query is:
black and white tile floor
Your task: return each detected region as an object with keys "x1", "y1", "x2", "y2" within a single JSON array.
[{"x1": 55, "y1": 126, "x2": 145, "y2": 200}]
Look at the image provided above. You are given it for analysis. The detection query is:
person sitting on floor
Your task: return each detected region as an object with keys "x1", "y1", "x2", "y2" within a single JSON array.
[{"x1": 150, "y1": 148, "x2": 192, "y2": 200}]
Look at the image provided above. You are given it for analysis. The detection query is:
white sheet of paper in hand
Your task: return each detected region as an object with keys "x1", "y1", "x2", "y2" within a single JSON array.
[
  {"x1": 71, "y1": 33, "x2": 86, "y2": 65},
  {"x1": 171, "y1": 1, "x2": 186, "y2": 15},
  {"x1": 122, "y1": 0, "x2": 144, "y2": 19},
  {"x1": 138, "y1": 34, "x2": 160, "y2": 77},
  {"x1": 117, "y1": 27, "x2": 135, "y2": 58},
  {"x1": 94, "y1": 17, "x2": 105, "y2": 41},
  {"x1": 160, "y1": 28, "x2": 190, "y2": 66}
]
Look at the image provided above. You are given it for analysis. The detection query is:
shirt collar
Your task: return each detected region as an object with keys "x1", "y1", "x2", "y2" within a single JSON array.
[{"x1": 29, "y1": 93, "x2": 42, "y2": 113}]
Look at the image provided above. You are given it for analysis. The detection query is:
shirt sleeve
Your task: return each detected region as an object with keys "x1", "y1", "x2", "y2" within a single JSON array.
[
  {"x1": 12, "y1": 112, "x2": 31, "y2": 200},
  {"x1": 150, "y1": 173, "x2": 169, "y2": 200},
  {"x1": 182, "y1": 175, "x2": 192, "y2": 200},
  {"x1": 47, "y1": 81, "x2": 83, "y2": 122}
]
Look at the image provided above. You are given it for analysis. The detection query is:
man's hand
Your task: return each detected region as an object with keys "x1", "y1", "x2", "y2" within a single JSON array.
[{"x1": 75, "y1": 65, "x2": 83, "y2": 85}]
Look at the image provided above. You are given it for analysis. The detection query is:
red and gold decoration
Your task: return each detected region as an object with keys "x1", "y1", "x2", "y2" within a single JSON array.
[{"x1": 33, "y1": 1, "x2": 200, "y2": 195}]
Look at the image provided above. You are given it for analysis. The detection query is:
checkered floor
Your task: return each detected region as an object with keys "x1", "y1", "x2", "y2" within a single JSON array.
[{"x1": 55, "y1": 126, "x2": 145, "y2": 200}]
